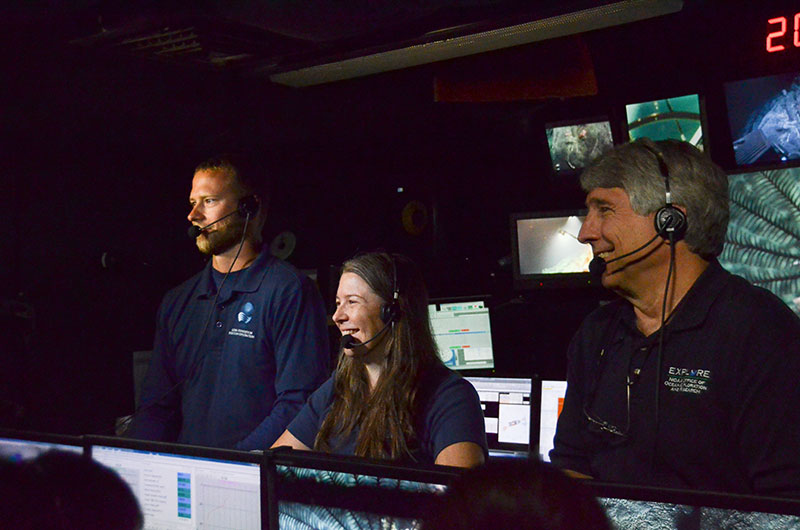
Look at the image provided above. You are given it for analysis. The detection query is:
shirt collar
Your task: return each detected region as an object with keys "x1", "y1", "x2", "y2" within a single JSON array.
[
  {"x1": 614, "y1": 259, "x2": 728, "y2": 340},
  {"x1": 196, "y1": 247, "x2": 273, "y2": 300}
]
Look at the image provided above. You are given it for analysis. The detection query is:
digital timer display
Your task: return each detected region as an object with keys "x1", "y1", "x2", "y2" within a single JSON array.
[{"x1": 766, "y1": 14, "x2": 800, "y2": 52}]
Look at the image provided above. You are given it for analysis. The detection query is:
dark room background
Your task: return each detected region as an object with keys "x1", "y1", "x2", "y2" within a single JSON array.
[{"x1": 1, "y1": 0, "x2": 796, "y2": 435}]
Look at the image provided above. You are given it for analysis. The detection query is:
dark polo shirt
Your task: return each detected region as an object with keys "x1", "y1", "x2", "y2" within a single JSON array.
[
  {"x1": 130, "y1": 250, "x2": 330, "y2": 449},
  {"x1": 551, "y1": 261, "x2": 800, "y2": 497}
]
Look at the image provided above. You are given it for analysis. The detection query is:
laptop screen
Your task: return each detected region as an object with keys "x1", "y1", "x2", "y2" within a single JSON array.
[
  {"x1": 89, "y1": 440, "x2": 262, "y2": 530},
  {"x1": 464, "y1": 376, "x2": 532, "y2": 459},
  {"x1": 428, "y1": 298, "x2": 494, "y2": 371}
]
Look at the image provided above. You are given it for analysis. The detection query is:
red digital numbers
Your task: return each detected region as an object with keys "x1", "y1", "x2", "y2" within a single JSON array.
[
  {"x1": 767, "y1": 16, "x2": 787, "y2": 52},
  {"x1": 766, "y1": 14, "x2": 800, "y2": 52}
]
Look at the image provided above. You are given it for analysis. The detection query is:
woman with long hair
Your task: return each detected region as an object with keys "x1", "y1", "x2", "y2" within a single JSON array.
[{"x1": 272, "y1": 252, "x2": 486, "y2": 467}]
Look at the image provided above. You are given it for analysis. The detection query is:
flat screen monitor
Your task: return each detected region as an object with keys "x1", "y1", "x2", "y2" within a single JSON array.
[
  {"x1": 537, "y1": 380, "x2": 567, "y2": 462},
  {"x1": 464, "y1": 376, "x2": 533, "y2": 459},
  {"x1": 545, "y1": 118, "x2": 615, "y2": 175},
  {"x1": 719, "y1": 167, "x2": 800, "y2": 317},
  {"x1": 428, "y1": 297, "x2": 494, "y2": 371},
  {"x1": 511, "y1": 211, "x2": 594, "y2": 289},
  {"x1": 267, "y1": 450, "x2": 457, "y2": 530},
  {"x1": 0, "y1": 430, "x2": 83, "y2": 462},
  {"x1": 87, "y1": 437, "x2": 264, "y2": 530},
  {"x1": 592, "y1": 483, "x2": 800, "y2": 527},
  {"x1": 625, "y1": 93, "x2": 705, "y2": 150},
  {"x1": 725, "y1": 71, "x2": 800, "y2": 166}
]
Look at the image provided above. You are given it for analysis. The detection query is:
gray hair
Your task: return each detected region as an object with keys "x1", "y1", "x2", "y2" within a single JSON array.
[{"x1": 579, "y1": 139, "x2": 729, "y2": 259}]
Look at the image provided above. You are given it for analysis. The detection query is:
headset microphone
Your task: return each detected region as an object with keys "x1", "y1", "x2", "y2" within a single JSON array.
[
  {"x1": 187, "y1": 195, "x2": 260, "y2": 239},
  {"x1": 588, "y1": 232, "x2": 662, "y2": 280},
  {"x1": 187, "y1": 210, "x2": 239, "y2": 239},
  {"x1": 339, "y1": 323, "x2": 392, "y2": 351}
]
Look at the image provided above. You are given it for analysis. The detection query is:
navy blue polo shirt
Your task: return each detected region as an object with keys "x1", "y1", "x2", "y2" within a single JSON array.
[
  {"x1": 287, "y1": 364, "x2": 488, "y2": 464},
  {"x1": 130, "y1": 250, "x2": 331, "y2": 449},
  {"x1": 551, "y1": 261, "x2": 800, "y2": 497}
]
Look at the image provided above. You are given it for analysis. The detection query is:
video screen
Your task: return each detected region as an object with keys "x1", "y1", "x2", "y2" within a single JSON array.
[
  {"x1": 545, "y1": 119, "x2": 614, "y2": 174},
  {"x1": 0, "y1": 436, "x2": 82, "y2": 462},
  {"x1": 719, "y1": 167, "x2": 800, "y2": 317},
  {"x1": 597, "y1": 496, "x2": 800, "y2": 528},
  {"x1": 625, "y1": 94, "x2": 704, "y2": 149},
  {"x1": 428, "y1": 300, "x2": 494, "y2": 371},
  {"x1": 511, "y1": 212, "x2": 592, "y2": 289},
  {"x1": 725, "y1": 71, "x2": 800, "y2": 166},
  {"x1": 275, "y1": 462, "x2": 448, "y2": 530}
]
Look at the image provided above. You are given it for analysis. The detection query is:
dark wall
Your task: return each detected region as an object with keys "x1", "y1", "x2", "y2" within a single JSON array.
[{"x1": 2, "y1": 0, "x2": 796, "y2": 433}]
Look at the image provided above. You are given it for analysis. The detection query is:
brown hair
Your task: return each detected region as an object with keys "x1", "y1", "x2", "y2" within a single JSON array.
[{"x1": 314, "y1": 252, "x2": 443, "y2": 460}]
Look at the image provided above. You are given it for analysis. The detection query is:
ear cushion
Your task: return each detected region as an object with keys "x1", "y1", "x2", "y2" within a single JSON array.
[
  {"x1": 237, "y1": 196, "x2": 260, "y2": 217},
  {"x1": 654, "y1": 205, "x2": 687, "y2": 241},
  {"x1": 380, "y1": 302, "x2": 399, "y2": 324}
]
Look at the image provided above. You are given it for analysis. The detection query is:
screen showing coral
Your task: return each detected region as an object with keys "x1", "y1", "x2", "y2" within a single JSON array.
[{"x1": 720, "y1": 167, "x2": 800, "y2": 316}]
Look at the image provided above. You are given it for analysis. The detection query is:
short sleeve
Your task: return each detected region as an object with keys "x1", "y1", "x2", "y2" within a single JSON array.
[
  {"x1": 423, "y1": 373, "x2": 488, "y2": 461},
  {"x1": 286, "y1": 377, "x2": 336, "y2": 449}
]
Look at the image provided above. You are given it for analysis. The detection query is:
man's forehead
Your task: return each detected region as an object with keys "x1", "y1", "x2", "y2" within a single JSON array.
[
  {"x1": 585, "y1": 187, "x2": 630, "y2": 205},
  {"x1": 190, "y1": 169, "x2": 236, "y2": 194}
]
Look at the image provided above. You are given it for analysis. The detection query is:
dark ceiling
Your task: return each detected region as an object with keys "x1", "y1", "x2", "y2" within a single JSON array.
[{"x1": 6, "y1": 0, "x2": 680, "y2": 84}]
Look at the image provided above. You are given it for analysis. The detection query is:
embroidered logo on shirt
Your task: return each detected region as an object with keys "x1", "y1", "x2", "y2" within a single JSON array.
[
  {"x1": 229, "y1": 302, "x2": 256, "y2": 339},
  {"x1": 237, "y1": 302, "x2": 255, "y2": 325},
  {"x1": 664, "y1": 366, "x2": 711, "y2": 395}
]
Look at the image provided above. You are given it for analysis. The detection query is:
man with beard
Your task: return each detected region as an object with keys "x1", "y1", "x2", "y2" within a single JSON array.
[{"x1": 128, "y1": 155, "x2": 330, "y2": 450}]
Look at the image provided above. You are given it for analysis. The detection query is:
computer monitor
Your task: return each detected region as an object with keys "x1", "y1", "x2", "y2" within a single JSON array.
[
  {"x1": 625, "y1": 93, "x2": 705, "y2": 150},
  {"x1": 545, "y1": 117, "x2": 615, "y2": 175},
  {"x1": 464, "y1": 376, "x2": 533, "y2": 459},
  {"x1": 720, "y1": 167, "x2": 800, "y2": 317},
  {"x1": 0, "y1": 430, "x2": 83, "y2": 462},
  {"x1": 510, "y1": 211, "x2": 594, "y2": 289},
  {"x1": 591, "y1": 482, "x2": 800, "y2": 527},
  {"x1": 724, "y1": 71, "x2": 800, "y2": 166},
  {"x1": 537, "y1": 380, "x2": 567, "y2": 462},
  {"x1": 266, "y1": 449, "x2": 457, "y2": 530},
  {"x1": 428, "y1": 297, "x2": 494, "y2": 371},
  {"x1": 86, "y1": 437, "x2": 264, "y2": 530}
]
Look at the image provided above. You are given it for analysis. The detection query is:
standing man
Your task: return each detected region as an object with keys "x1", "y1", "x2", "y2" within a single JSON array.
[
  {"x1": 128, "y1": 155, "x2": 330, "y2": 450},
  {"x1": 550, "y1": 139, "x2": 800, "y2": 496}
]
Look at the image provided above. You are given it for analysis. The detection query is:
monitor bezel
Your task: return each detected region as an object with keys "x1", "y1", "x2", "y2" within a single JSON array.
[
  {"x1": 510, "y1": 210, "x2": 595, "y2": 290},
  {"x1": 85, "y1": 436, "x2": 266, "y2": 529},
  {"x1": 723, "y1": 70, "x2": 800, "y2": 170},
  {"x1": 590, "y1": 481, "x2": 800, "y2": 517},
  {"x1": 462, "y1": 374, "x2": 537, "y2": 460},
  {"x1": 544, "y1": 115, "x2": 616, "y2": 177},
  {"x1": 428, "y1": 294, "x2": 496, "y2": 372},
  {"x1": 623, "y1": 92, "x2": 710, "y2": 157}
]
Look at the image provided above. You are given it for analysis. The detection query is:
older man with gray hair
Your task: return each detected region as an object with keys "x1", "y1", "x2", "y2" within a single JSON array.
[{"x1": 550, "y1": 139, "x2": 800, "y2": 497}]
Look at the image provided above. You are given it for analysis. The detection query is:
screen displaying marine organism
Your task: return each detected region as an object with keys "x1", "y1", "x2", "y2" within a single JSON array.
[
  {"x1": 720, "y1": 167, "x2": 800, "y2": 316},
  {"x1": 546, "y1": 120, "x2": 614, "y2": 173}
]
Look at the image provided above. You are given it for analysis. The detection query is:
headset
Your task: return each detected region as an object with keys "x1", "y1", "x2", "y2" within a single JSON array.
[
  {"x1": 339, "y1": 253, "x2": 401, "y2": 351},
  {"x1": 645, "y1": 144, "x2": 688, "y2": 242},
  {"x1": 236, "y1": 195, "x2": 260, "y2": 218}
]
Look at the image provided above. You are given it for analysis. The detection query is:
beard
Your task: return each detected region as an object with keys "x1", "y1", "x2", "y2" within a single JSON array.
[{"x1": 194, "y1": 215, "x2": 246, "y2": 255}]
